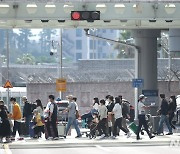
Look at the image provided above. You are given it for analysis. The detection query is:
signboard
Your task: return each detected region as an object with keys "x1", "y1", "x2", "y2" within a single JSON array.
[
  {"x1": 132, "y1": 78, "x2": 144, "y2": 88},
  {"x1": 56, "y1": 78, "x2": 66, "y2": 92},
  {"x1": 3, "y1": 80, "x2": 13, "y2": 88}
]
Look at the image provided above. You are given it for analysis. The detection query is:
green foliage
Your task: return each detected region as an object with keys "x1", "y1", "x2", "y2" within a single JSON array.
[{"x1": 16, "y1": 53, "x2": 35, "y2": 65}]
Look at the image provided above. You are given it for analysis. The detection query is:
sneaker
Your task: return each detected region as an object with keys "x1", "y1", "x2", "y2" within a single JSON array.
[
  {"x1": 99, "y1": 134, "x2": 105, "y2": 139},
  {"x1": 17, "y1": 137, "x2": 24, "y2": 141},
  {"x1": 46, "y1": 137, "x2": 53, "y2": 140},
  {"x1": 111, "y1": 136, "x2": 116, "y2": 139},
  {"x1": 127, "y1": 132, "x2": 131, "y2": 138},
  {"x1": 136, "y1": 137, "x2": 142, "y2": 140},
  {"x1": 75, "y1": 135, "x2": 82, "y2": 138},
  {"x1": 11, "y1": 137, "x2": 15, "y2": 141},
  {"x1": 53, "y1": 137, "x2": 59, "y2": 140},
  {"x1": 150, "y1": 135, "x2": 155, "y2": 139},
  {"x1": 166, "y1": 132, "x2": 173, "y2": 135}
]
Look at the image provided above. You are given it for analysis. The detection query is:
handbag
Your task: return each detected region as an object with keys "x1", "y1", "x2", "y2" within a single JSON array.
[{"x1": 76, "y1": 110, "x2": 80, "y2": 119}]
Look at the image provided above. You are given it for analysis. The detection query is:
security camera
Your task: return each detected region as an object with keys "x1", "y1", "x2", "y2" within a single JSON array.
[
  {"x1": 50, "y1": 51, "x2": 54, "y2": 56},
  {"x1": 49, "y1": 49, "x2": 57, "y2": 56},
  {"x1": 84, "y1": 29, "x2": 89, "y2": 35}
]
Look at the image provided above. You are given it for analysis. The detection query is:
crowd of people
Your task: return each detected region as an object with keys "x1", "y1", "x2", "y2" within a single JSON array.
[{"x1": 0, "y1": 93, "x2": 178, "y2": 142}]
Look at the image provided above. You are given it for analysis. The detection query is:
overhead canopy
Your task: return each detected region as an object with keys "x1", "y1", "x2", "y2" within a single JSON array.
[{"x1": 0, "y1": 0, "x2": 180, "y2": 28}]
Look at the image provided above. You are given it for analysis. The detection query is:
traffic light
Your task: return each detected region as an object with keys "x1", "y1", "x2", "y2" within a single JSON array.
[{"x1": 71, "y1": 11, "x2": 100, "y2": 22}]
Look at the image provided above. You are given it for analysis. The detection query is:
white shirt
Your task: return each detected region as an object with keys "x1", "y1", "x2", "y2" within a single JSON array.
[
  {"x1": 93, "y1": 103, "x2": 99, "y2": 111},
  {"x1": 112, "y1": 103, "x2": 123, "y2": 120},
  {"x1": 138, "y1": 101, "x2": 145, "y2": 115}
]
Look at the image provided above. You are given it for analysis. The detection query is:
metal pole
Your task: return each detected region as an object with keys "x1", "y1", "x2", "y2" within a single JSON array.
[
  {"x1": 168, "y1": 51, "x2": 171, "y2": 80},
  {"x1": 92, "y1": 30, "x2": 95, "y2": 59},
  {"x1": 59, "y1": 29, "x2": 62, "y2": 99},
  {"x1": 6, "y1": 29, "x2": 10, "y2": 110}
]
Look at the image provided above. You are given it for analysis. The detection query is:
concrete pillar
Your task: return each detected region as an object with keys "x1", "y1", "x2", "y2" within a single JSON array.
[
  {"x1": 132, "y1": 29, "x2": 161, "y2": 117},
  {"x1": 169, "y1": 29, "x2": 180, "y2": 52}
]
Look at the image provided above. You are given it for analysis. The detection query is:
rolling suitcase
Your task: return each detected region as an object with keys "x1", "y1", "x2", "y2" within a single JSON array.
[
  {"x1": 128, "y1": 122, "x2": 138, "y2": 135},
  {"x1": 57, "y1": 122, "x2": 66, "y2": 138},
  {"x1": 150, "y1": 116, "x2": 163, "y2": 134}
]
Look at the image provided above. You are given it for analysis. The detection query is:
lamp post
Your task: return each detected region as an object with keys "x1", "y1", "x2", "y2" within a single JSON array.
[{"x1": 6, "y1": 29, "x2": 10, "y2": 110}]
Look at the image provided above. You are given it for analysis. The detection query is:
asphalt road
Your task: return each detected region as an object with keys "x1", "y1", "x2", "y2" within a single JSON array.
[{"x1": 1, "y1": 145, "x2": 180, "y2": 154}]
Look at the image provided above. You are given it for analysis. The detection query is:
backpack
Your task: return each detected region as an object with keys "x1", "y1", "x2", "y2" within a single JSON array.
[{"x1": 122, "y1": 102, "x2": 130, "y2": 118}]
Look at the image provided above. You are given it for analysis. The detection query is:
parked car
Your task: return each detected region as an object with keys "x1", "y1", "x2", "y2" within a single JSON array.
[{"x1": 56, "y1": 100, "x2": 69, "y2": 122}]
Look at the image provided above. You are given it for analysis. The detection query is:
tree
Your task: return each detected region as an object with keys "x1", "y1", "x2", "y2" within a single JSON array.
[
  {"x1": 16, "y1": 53, "x2": 35, "y2": 65},
  {"x1": 114, "y1": 30, "x2": 135, "y2": 59},
  {"x1": 39, "y1": 29, "x2": 57, "y2": 53},
  {"x1": 18, "y1": 29, "x2": 33, "y2": 52}
]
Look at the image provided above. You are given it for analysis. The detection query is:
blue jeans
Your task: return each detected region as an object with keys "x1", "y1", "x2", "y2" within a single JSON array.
[
  {"x1": 25, "y1": 115, "x2": 32, "y2": 135},
  {"x1": 66, "y1": 117, "x2": 81, "y2": 136},
  {"x1": 157, "y1": 115, "x2": 172, "y2": 134}
]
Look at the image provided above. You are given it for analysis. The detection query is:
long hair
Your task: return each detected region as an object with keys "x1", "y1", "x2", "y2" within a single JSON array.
[
  {"x1": 170, "y1": 95, "x2": 177, "y2": 108},
  {"x1": 36, "y1": 99, "x2": 43, "y2": 110},
  {"x1": 115, "y1": 97, "x2": 121, "y2": 104},
  {"x1": 93, "y1": 97, "x2": 99, "y2": 106}
]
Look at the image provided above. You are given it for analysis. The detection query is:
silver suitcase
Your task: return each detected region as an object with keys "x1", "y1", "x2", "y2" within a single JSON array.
[{"x1": 57, "y1": 122, "x2": 66, "y2": 138}]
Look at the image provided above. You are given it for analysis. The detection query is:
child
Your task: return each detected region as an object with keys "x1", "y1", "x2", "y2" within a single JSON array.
[{"x1": 32, "y1": 109, "x2": 44, "y2": 138}]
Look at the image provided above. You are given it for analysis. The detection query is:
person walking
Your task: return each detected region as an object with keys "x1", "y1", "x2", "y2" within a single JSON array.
[
  {"x1": 22, "y1": 96, "x2": 32, "y2": 137},
  {"x1": 10, "y1": 97, "x2": 24, "y2": 141},
  {"x1": 136, "y1": 94, "x2": 155, "y2": 140},
  {"x1": 66, "y1": 95, "x2": 82, "y2": 138},
  {"x1": 36, "y1": 99, "x2": 44, "y2": 117},
  {"x1": 112, "y1": 97, "x2": 131, "y2": 139},
  {"x1": 107, "y1": 96, "x2": 115, "y2": 137},
  {"x1": 46, "y1": 95, "x2": 59, "y2": 140},
  {"x1": 97, "y1": 99, "x2": 108, "y2": 139},
  {"x1": 0, "y1": 100, "x2": 11, "y2": 143},
  {"x1": 168, "y1": 95, "x2": 177, "y2": 130},
  {"x1": 157, "y1": 94, "x2": 173, "y2": 135}
]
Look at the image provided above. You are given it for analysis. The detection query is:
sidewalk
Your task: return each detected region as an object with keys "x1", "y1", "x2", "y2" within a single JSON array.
[{"x1": 2, "y1": 128, "x2": 180, "y2": 149}]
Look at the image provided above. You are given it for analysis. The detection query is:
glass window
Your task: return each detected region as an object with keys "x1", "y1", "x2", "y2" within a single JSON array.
[
  {"x1": 76, "y1": 53, "x2": 82, "y2": 61},
  {"x1": 76, "y1": 40, "x2": 82, "y2": 50},
  {"x1": 76, "y1": 29, "x2": 82, "y2": 37},
  {"x1": 102, "y1": 53, "x2": 106, "y2": 58},
  {"x1": 98, "y1": 47, "x2": 102, "y2": 52},
  {"x1": 102, "y1": 29, "x2": 106, "y2": 33},
  {"x1": 98, "y1": 53, "x2": 101, "y2": 59},
  {"x1": 90, "y1": 40, "x2": 96, "y2": 50},
  {"x1": 90, "y1": 53, "x2": 96, "y2": 59},
  {"x1": 103, "y1": 41, "x2": 106, "y2": 46}
]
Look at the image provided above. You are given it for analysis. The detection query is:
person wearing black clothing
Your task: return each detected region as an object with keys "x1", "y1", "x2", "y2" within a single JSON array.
[
  {"x1": 46, "y1": 95, "x2": 58, "y2": 140},
  {"x1": 107, "y1": 96, "x2": 115, "y2": 136},
  {"x1": 157, "y1": 94, "x2": 173, "y2": 135},
  {"x1": 22, "y1": 96, "x2": 32, "y2": 136},
  {"x1": 168, "y1": 95, "x2": 177, "y2": 130},
  {"x1": 0, "y1": 100, "x2": 11, "y2": 143}
]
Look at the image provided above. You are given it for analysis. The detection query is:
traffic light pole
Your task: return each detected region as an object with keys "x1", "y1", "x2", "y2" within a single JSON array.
[
  {"x1": 58, "y1": 29, "x2": 63, "y2": 99},
  {"x1": 85, "y1": 31, "x2": 140, "y2": 120},
  {"x1": 6, "y1": 29, "x2": 10, "y2": 111}
]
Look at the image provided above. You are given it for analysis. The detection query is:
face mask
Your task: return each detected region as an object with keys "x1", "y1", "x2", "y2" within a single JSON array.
[{"x1": 142, "y1": 99, "x2": 145, "y2": 102}]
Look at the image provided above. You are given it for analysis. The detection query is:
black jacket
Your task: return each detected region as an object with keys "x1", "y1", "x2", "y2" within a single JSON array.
[
  {"x1": 160, "y1": 98, "x2": 169, "y2": 115},
  {"x1": 107, "y1": 102, "x2": 115, "y2": 112},
  {"x1": 23, "y1": 101, "x2": 32, "y2": 118}
]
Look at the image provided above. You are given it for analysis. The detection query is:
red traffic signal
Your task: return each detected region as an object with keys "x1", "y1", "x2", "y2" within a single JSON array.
[{"x1": 71, "y1": 11, "x2": 100, "y2": 21}]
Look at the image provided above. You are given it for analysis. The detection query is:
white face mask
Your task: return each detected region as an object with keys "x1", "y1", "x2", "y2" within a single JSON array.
[{"x1": 142, "y1": 99, "x2": 145, "y2": 102}]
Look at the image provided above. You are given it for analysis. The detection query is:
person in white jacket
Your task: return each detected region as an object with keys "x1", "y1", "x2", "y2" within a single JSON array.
[{"x1": 112, "y1": 97, "x2": 131, "y2": 139}]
